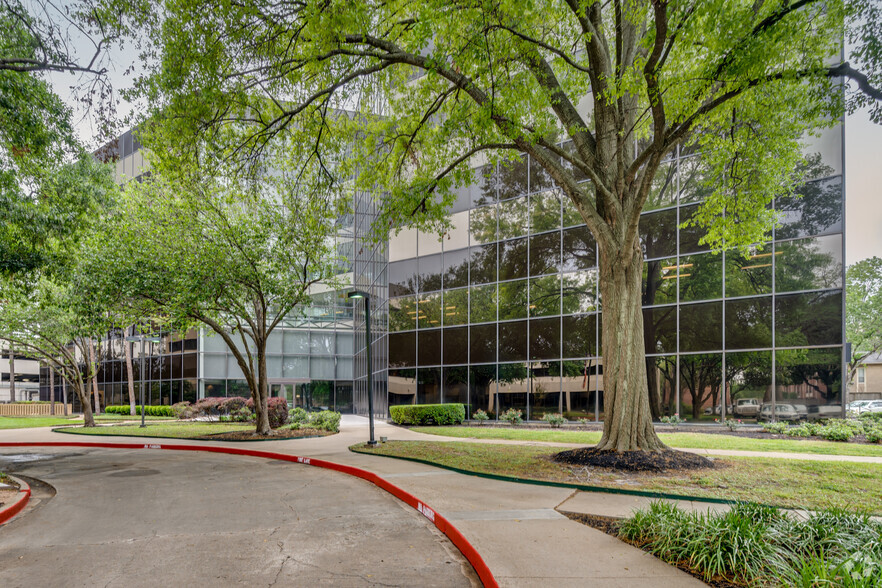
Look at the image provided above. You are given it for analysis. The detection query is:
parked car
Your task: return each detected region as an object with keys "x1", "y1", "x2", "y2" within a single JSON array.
[
  {"x1": 858, "y1": 400, "x2": 882, "y2": 414},
  {"x1": 732, "y1": 398, "x2": 761, "y2": 418},
  {"x1": 759, "y1": 403, "x2": 800, "y2": 422},
  {"x1": 805, "y1": 404, "x2": 844, "y2": 421},
  {"x1": 847, "y1": 400, "x2": 873, "y2": 412}
]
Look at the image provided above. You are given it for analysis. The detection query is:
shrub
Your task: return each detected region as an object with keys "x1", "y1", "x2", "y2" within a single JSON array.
[
  {"x1": 389, "y1": 403, "x2": 466, "y2": 425},
  {"x1": 716, "y1": 418, "x2": 742, "y2": 431},
  {"x1": 541, "y1": 412, "x2": 567, "y2": 427},
  {"x1": 500, "y1": 408, "x2": 523, "y2": 426},
  {"x1": 762, "y1": 421, "x2": 788, "y2": 434},
  {"x1": 245, "y1": 397, "x2": 289, "y2": 429},
  {"x1": 577, "y1": 417, "x2": 591, "y2": 425},
  {"x1": 289, "y1": 407, "x2": 309, "y2": 424},
  {"x1": 230, "y1": 407, "x2": 253, "y2": 423},
  {"x1": 816, "y1": 423, "x2": 855, "y2": 442},
  {"x1": 104, "y1": 405, "x2": 176, "y2": 417},
  {"x1": 307, "y1": 410, "x2": 341, "y2": 432},
  {"x1": 193, "y1": 397, "x2": 225, "y2": 419},
  {"x1": 219, "y1": 396, "x2": 248, "y2": 414},
  {"x1": 659, "y1": 413, "x2": 685, "y2": 426},
  {"x1": 172, "y1": 402, "x2": 195, "y2": 419},
  {"x1": 786, "y1": 424, "x2": 814, "y2": 437},
  {"x1": 859, "y1": 411, "x2": 882, "y2": 425},
  {"x1": 865, "y1": 427, "x2": 882, "y2": 443},
  {"x1": 471, "y1": 409, "x2": 489, "y2": 423}
]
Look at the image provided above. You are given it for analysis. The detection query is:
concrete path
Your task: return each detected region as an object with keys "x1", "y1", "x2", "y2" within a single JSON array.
[
  {"x1": 0, "y1": 419, "x2": 705, "y2": 587},
  {"x1": 0, "y1": 447, "x2": 476, "y2": 588}
]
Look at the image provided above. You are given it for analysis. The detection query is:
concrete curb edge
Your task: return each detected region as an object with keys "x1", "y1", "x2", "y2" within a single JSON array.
[{"x1": 0, "y1": 475, "x2": 31, "y2": 525}]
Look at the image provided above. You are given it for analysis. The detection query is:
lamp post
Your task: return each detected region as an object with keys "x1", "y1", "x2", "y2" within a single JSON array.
[
  {"x1": 125, "y1": 333, "x2": 162, "y2": 428},
  {"x1": 348, "y1": 290, "x2": 376, "y2": 446}
]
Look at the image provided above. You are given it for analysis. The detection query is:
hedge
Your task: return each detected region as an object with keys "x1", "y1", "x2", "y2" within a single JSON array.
[
  {"x1": 104, "y1": 405, "x2": 176, "y2": 417},
  {"x1": 389, "y1": 403, "x2": 465, "y2": 425}
]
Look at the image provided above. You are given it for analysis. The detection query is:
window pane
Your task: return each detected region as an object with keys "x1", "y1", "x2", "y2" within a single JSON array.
[
  {"x1": 562, "y1": 314, "x2": 598, "y2": 358},
  {"x1": 499, "y1": 321, "x2": 528, "y2": 361},
  {"x1": 417, "y1": 329, "x2": 441, "y2": 366},
  {"x1": 647, "y1": 355, "x2": 677, "y2": 418},
  {"x1": 644, "y1": 160, "x2": 677, "y2": 212},
  {"x1": 679, "y1": 204, "x2": 710, "y2": 254},
  {"x1": 679, "y1": 252, "x2": 722, "y2": 302},
  {"x1": 498, "y1": 196, "x2": 529, "y2": 239},
  {"x1": 470, "y1": 324, "x2": 497, "y2": 364},
  {"x1": 639, "y1": 208, "x2": 677, "y2": 259},
  {"x1": 726, "y1": 351, "x2": 773, "y2": 414},
  {"x1": 562, "y1": 196, "x2": 584, "y2": 228},
  {"x1": 643, "y1": 258, "x2": 678, "y2": 306},
  {"x1": 443, "y1": 366, "x2": 468, "y2": 404},
  {"x1": 497, "y1": 362, "x2": 528, "y2": 417},
  {"x1": 561, "y1": 359, "x2": 600, "y2": 420},
  {"x1": 469, "y1": 364, "x2": 497, "y2": 418},
  {"x1": 443, "y1": 247, "x2": 470, "y2": 289},
  {"x1": 417, "y1": 293, "x2": 442, "y2": 328},
  {"x1": 499, "y1": 279, "x2": 529, "y2": 320},
  {"x1": 418, "y1": 253, "x2": 442, "y2": 292},
  {"x1": 443, "y1": 327, "x2": 468, "y2": 365},
  {"x1": 498, "y1": 155, "x2": 528, "y2": 200},
  {"x1": 417, "y1": 367, "x2": 442, "y2": 404},
  {"x1": 389, "y1": 368, "x2": 417, "y2": 406},
  {"x1": 776, "y1": 347, "x2": 842, "y2": 410},
  {"x1": 776, "y1": 176, "x2": 842, "y2": 240},
  {"x1": 679, "y1": 301, "x2": 722, "y2": 352},
  {"x1": 679, "y1": 353, "x2": 722, "y2": 421},
  {"x1": 470, "y1": 204, "x2": 497, "y2": 244},
  {"x1": 529, "y1": 275, "x2": 561, "y2": 317},
  {"x1": 726, "y1": 245, "x2": 773, "y2": 297},
  {"x1": 561, "y1": 271, "x2": 598, "y2": 314},
  {"x1": 469, "y1": 243, "x2": 497, "y2": 285},
  {"x1": 499, "y1": 237, "x2": 529, "y2": 281},
  {"x1": 775, "y1": 235, "x2": 842, "y2": 293},
  {"x1": 388, "y1": 258, "x2": 417, "y2": 297},
  {"x1": 725, "y1": 297, "x2": 772, "y2": 350},
  {"x1": 472, "y1": 164, "x2": 498, "y2": 207},
  {"x1": 529, "y1": 361, "x2": 561, "y2": 419},
  {"x1": 775, "y1": 291, "x2": 842, "y2": 347},
  {"x1": 390, "y1": 296, "x2": 418, "y2": 332},
  {"x1": 643, "y1": 306, "x2": 677, "y2": 354},
  {"x1": 530, "y1": 190, "x2": 561, "y2": 233},
  {"x1": 529, "y1": 153, "x2": 554, "y2": 194},
  {"x1": 529, "y1": 231, "x2": 561, "y2": 276},
  {"x1": 679, "y1": 155, "x2": 713, "y2": 203},
  {"x1": 470, "y1": 284, "x2": 497, "y2": 324},
  {"x1": 443, "y1": 287, "x2": 469, "y2": 326},
  {"x1": 562, "y1": 226, "x2": 597, "y2": 270},
  {"x1": 530, "y1": 317, "x2": 560, "y2": 360}
]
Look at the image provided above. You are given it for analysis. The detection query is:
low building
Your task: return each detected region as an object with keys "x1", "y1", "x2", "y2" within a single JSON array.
[{"x1": 852, "y1": 352, "x2": 882, "y2": 401}]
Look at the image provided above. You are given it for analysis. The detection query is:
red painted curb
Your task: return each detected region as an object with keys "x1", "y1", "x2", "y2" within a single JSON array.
[
  {"x1": 0, "y1": 475, "x2": 31, "y2": 525},
  {"x1": 0, "y1": 442, "x2": 498, "y2": 587}
]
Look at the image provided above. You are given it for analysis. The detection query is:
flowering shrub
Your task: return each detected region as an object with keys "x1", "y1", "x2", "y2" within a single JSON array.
[
  {"x1": 715, "y1": 418, "x2": 742, "y2": 431},
  {"x1": 472, "y1": 409, "x2": 490, "y2": 424},
  {"x1": 245, "y1": 397, "x2": 289, "y2": 429},
  {"x1": 500, "y1": 408, "x2": 523, "y2": 426},
  {"x1": 541, "y1": 413, "x2": 567, "y2": 427},
  {"x1": 660, "y1": 414, "x2": 685, "y2": 426},
  {"x1": 577, "y1": 417, "x2": 591, "y2": 425},
  {"x1": 172, "y1": 402, "x2": 196, "y2": 419}
]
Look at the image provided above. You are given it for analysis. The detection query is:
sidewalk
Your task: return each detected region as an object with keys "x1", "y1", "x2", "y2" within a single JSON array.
[{"x1": 0, "y1": 418, "x2": 705, "y2": 587}]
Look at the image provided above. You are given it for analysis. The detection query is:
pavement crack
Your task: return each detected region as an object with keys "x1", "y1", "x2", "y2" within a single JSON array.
[
  {"x1": 267, "y1": 555, "x2": 291, "y2": 587},
  {"x1": 554, "y1": 489, "x2": 580, "y2": 512}
]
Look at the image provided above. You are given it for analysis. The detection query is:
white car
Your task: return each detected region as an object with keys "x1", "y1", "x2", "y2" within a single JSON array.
[
  {"x1": 759, "y1": 403, "x2": 800, "y2": 422},
  {"x1": 859, "y1": 400, "x2": 882, "y2": 414},
  {"x1": 848, "y1": 400, "x2": 872, "y2": 412}
]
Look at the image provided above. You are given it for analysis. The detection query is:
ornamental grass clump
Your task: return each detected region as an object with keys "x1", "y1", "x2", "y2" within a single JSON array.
[{"x1": 618, "y1": 501, "x2": 882, "y2": 587}]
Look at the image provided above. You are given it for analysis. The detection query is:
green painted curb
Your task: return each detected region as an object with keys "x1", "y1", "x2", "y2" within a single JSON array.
[
  {"x1": 51, "y1": 427, "x2": 332, "y2": 443},
  {"x1": 349, "y1": 444, "x2": 770, "y2": 508}
]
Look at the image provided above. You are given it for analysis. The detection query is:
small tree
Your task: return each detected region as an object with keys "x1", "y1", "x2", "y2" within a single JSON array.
[{"x1": 846, "y1": 257, "x2": 882, "y2": 388}]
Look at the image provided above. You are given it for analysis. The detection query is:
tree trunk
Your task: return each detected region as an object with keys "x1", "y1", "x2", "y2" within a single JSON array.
[
  {"x1": 125, "y1": 327, "x2": 137, "y2": 415},
  {"x1": 77, "y1": 375, "x2": 95, "y2": 427},
  {"x1": 8, "y1": 347, "x2": 15, "y2": 402},
  {"x1": 49, "y1": 365, "x2": 55, "y2": 415},
  {"x1": 89, "y1": 339, "x2": 101, "y2": 414},
  {"x1": 595, "y1": 238, "x2": 667, "y2": 452},
  {"x1": 254, "y1": 341, "x2": 271, "y2": 435},
  {"x1": 62, "y1": 376, "x2": 68, "y2": 415}
]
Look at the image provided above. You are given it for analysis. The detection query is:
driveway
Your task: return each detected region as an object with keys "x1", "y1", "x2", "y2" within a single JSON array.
[{"x1": 0, "y1": 448, "x2": 476, "y2": 587}]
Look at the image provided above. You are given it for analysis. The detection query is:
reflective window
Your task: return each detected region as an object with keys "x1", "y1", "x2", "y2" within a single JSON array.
[
  {"x1": 639, "y1": 208, "x2": 677, "y2": 259},
  {"x1": 443, "y1": 366, "x2": 468, "y2": 404},
  {"x1": 499, "y1": 321, "x2": 528, "y2": 361},
  {"x1": 726, "y1": 351, "x2": 773, "y2": 410},
  {"x1": 443, "y1": 288, "x2": 469, "y2": 326},
  {"x1": 530, "y1": 275, "x2": 561, "y2": 317},
  {"x1": 562, "y1": 313, "x2": 598, "y2": 358},
  {"x1": 647, "y1": 355, "x2": 677, "y2": 418},
  {"x1": 470, "y1": 284, "x2": 497, "y2": 324},
  {"x1": 418, "y1": 253, "x2": 442, "y2": 292},
  {"x1": 678, "y1": 301, "x2": 722, "y2": 352},
  {"x1": 497, "y1": 362, "x2": 528, "y2": 417},
  {"x1": 498, "y1": 196, "x2": 529, "y2": 239},
  {"x1": 775, "y1": 235, "x2": 842, "y2": 293},
  {"x1": 560, "y1": 140, "x2": 590, "y2": 183},
  {"x1": 470, "y1": 324, "x2": 497, "y2": 364},
  {"x1": 679, "y1": 252, "x2": 722, "y2": 302},
  {"x1": 416, "y1": 293, "x2": 442, "y2": 328},
  {"x1": 389, "y1": 368, "x2": 417, "y2": 406},
  {"x1": 469, "y1": 243, "x2": 497, "y2": 285},
  {"x1": 679, "y1": 353, "x2": 722, "y2": 420},
  {"x1": 499, "y1": 237, "x2": 529, "y2": 281},
  {"x1": 776, "y1": 176, "x2": 842, "y2": 240},
  {"x1": 562, "y1": 359, "x2": 600, "y2": 420},
  {"x1": 643, "y1": 258, "x2": 678, "y2": 306},
  {"x1": 452, "y1": 164, "x2": 497, "y2": 212},
  {"x1": 679, "y1": 205, "x2": 710, "y2": 254},
  {"x1": 389, "y1": 296, "x2": 417, "y2": 332},
  {"x1": 776, "y1": 347, "x2": 842, "y2": 406},
  {"x1": 530, "y1": 191, "x2": 561, "y2": 233},
  {"x1": 561, "y1": 271, "x2": 597, "y2": 314},
  {"x1": 529, "y1": 361, "x2": 561, "y2": 419},
  {"x1": 775, "y1": 291, "x2": 842, "y2": 347},
  {"x1": 443, "y1": 327, "x2": 468, "y2": 365},
  {"x1": 443, "y1": 247, "x2": 470, "y2": 289},
  {"x1": 498, "y1": 155, "x2": 528, "y2": 200},
  {"x1": 643, "y1": 306, "x2": 677, "y2": 354},
  {"x1": 499, "y1": 279, "x2": 529, "y2": 320},
  {"x1": 726, "y1": 245, "x2": 773, "y2": 297},
  {"x1": 530, "y1": 317, "x2": 560, "y2": 360},
  {"x1": 725, "y1": 297, "x2": 772, "y2": 350},
  {"x1": 679, "y1": 155, "x2": 713, "y2": 203},
  {"x1": 469, "y1": 364, "x2": 497, "y2": 417},
  {"x1": 309, "y1": 332, "x2": 334, "y2": 354},
  {"x1": 562, "y1": 196, "x2": 586, "y2": 228},
  {"x1": 644, "y1": 160, "x2": 677, "y2": 212},
  {"x1": 562, "y1": 226, "x2": 597, "y2": 270},
  {"x1": 529, "y1": 231, "x2": 561, "y2": 276},
  {"x1": 417, "y1": 367, "x2": 442, "y2": 404},
  {"x1": 418, "y1": 329, "x2": 441, "y2": 366},
  {"x1": 529, "y1": 153, "x2": 554, "y2": 194},
  {"x1": 469, "y1": 204, "x2": 497, "y2": 245}
]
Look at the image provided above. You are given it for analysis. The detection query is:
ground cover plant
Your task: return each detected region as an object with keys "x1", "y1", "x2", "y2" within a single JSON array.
[
  {"x1": 617, "y1": 501, "x2": 882, "y2": 587},
  {"x1": 286, "y1": 408, "x2": 341, "y2": 433},
  {"x1": 351, "y1": 441, "x2": 882, "y2": 513},
  {"x1": 410, "y1": 426, "x2": 882, "y2": 458}
]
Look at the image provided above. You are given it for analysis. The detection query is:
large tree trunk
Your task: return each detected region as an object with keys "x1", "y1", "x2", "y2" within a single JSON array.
[
  {"x1": 77, "y1": 375, "x2": 95, "y2": 427},
  {"x1": 62, "y1": 375, "x2": 68, "y2": 415},
  {"x1": 125, "y1": 327, "x2": 137, "y2": 415},
  {"x1": 89, "y1": 339, "x2": 101, "y2": 414},
  {"x1": 595, "y1": 238, "x2": 666, "y2": 452},
  {"x1": 254, "y1": 341, "x2": 271, "y2": 435},
  {"x1": 8, "y1": 347, "x2": 15, "y2": 402},
  {"x1": 49, "y1": 365, "x2": 55, "y2": 415}
]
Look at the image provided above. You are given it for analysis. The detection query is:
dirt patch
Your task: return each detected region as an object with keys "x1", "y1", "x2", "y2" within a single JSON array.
[
  {"x1": 552, "y1": 447, "x2": 715, "y2": 472},
  {"x1": 198, "y1": 428, "x2": 335, "y2": 441}
]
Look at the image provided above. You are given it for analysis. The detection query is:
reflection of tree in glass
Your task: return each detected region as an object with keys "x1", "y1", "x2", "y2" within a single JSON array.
[
  {"x1": 646, "y1": 356, "x2": 676, "y2": 419},
  {"x1": 776, "y1": 154, "x2": 840, "y2": 240},
  {"x1": 680, "y1": 354, "x2": 722, "y2": 419},
  {"x1": 726, "y1": 352, "x2": 772, "y2": 403},
  {"x1": 725, "y1": 245, "x2": 773, "y2": 297},
  {"x1": 497, "y1": 155, "x2": 528, "y2": 201},
  {"x1": 498, "y1": 196, "x2": 529, "y2": 239},
  {"x1": 469, "y1": 205, "x2": 497, "y2": 244},
  {"x1": 775, "y1": 291, "x2": 841, "y2": 348},
  {"x1": 561, "y1": 272, "x2": 597, "y2": 314},
  {"x1": 775, "y1": 237, "x2": 841, "y2": 293},
  {"x1": 644, "y1": 160, "x2": 677, "y2": 211},
  {"x1": 776, "y1": 348, "x2": 841, "y2": 402},
  {"x1": 530, "y1": 276, "x2": 561, "y2": 316}
]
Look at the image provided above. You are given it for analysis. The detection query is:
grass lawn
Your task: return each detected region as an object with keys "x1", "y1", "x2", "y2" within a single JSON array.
[
  {"x1": 352, "y1": 440, "x2": 882, "y2": 513},
  {"x1": 411, "y1": 426, "x2": 882, "y2": 458},
  {"x1": 0, "y1": 415, "x2": 83, "y2": 429},
  {"x1": 55, "y1": 422, "x2": 253, "y2": 439}
]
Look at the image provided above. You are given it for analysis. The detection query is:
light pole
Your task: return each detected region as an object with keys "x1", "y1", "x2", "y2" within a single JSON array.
[
  {"x1": 348, "y1": 290, "x2": 376, "y2": 446},
  {"x1": 125, "y1": 333, "x2": 161, "y2": 428}
]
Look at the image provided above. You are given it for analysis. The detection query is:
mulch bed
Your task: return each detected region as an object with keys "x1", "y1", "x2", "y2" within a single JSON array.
[
  {"x1": 198, "y1": 428, "x2": 335, "y2": 441},
  {"x1": 552, "y1": 447, "x2": 715, "y2": 472},
  {"x1": 560, "y1": 511, "x2": 741, "y2": 588}
]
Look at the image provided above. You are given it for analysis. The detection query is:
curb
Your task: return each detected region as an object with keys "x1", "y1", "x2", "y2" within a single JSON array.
[
  {"x1": 0, "y1": 441, "x2": 498, "y2": 588},
  {"x1": 51, "y1": 427, "x2": 331, "y2": 443},
  {"x1": 0, "y1": 475, "x2": 31, "y2": 525}
]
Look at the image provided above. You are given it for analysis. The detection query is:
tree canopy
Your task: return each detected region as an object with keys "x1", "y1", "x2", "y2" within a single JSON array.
[{"x1": 846, "y1": 257, "x2": 882, "y2": 384}]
